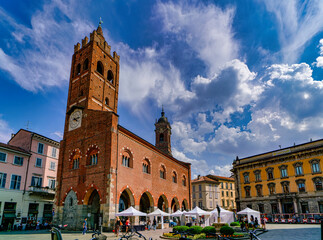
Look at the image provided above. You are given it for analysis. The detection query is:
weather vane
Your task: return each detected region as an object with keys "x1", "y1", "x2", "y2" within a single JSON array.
[{"x1": 99, "y1": 17, "x2": 103, "y2": 27}]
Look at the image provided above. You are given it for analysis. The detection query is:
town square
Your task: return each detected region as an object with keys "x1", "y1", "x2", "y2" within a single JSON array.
[{"x1": 0, "y1": 0, "x2": 323, "y2": 240}]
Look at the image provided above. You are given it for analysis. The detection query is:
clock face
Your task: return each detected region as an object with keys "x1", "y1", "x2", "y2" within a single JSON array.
[{"x1": 69, "y1": 109, "x2": 82, "y2": 130}]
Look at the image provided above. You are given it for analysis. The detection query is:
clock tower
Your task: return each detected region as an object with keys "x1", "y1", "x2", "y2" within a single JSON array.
[{"x1": 155, "y1": 108, "x2": 172, "y2": 155}]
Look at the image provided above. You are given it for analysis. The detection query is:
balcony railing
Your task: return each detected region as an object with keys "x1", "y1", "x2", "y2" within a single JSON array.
[{"x1": 29, "y1": 186, "x2": 55, "y2": 195}]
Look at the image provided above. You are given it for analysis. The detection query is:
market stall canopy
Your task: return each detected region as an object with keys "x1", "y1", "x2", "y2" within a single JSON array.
[
  {"x1": 170, "y1": 210, "x2": 183, "y2": 217},
  {"x1": 116, "y1": 206, "x2": 147, "y2": 216},
  {"x1": 184, "y1": 206, "x2": 211, "y2": 216},
  {"x1": 210, "y1": 207, "x2": 234, "y2": 224},
  {"x1": 237, "y1": 207, "x2": 260, "y2": 223},
  {"x1": 148, "y1": 208, "x2": 170, "y2": 216}
]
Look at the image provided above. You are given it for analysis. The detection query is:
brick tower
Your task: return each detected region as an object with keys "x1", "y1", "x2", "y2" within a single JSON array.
[
  {"x1": 155, "y1": 108, "x2": 172, "y2": 155},
  {"x1": 55, "y1": 24, "x2": 120, "y2": 229}
]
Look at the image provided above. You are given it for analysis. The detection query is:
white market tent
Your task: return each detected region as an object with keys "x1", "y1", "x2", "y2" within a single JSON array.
[
  {"x1": 116, "y1": 206, "x2": 147, "y2": 216},
  {"x1": 148, "y1": 208, "x2": 170, "y2": 229},
  {"x1": 184, "y1": 206, "x2": 211, "y2": 226},
  {"x1": 210, "y1": 207, "x2": 234, "y2": 224},
  {"x1": 170, "y1": 210, "x2": 183, "y2": 217},
  {"x1": 237, "y1": 207, "x2": 260, "y2": 223}
]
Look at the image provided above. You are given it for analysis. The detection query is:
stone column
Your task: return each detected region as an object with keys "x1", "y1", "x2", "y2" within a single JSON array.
[
  {"x1": 278, "y1": 199, "x2": 282, "y2": 214},
  {"x1": 293, "y1": 198, "x2": 298, "y2": 214}
]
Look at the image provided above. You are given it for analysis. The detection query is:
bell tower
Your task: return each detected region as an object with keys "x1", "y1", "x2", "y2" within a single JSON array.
[
  {"x1": 66, "y1": 23, "x2": 120, "y2": 115},
  {"x1": 155, "y1": 108, "x2": 172, "y2": 155}
]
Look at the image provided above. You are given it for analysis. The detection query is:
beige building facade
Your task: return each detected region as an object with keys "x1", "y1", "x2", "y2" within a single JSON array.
[{"x1": 191, "y1": 175, "x2": 236, "y2": 211}]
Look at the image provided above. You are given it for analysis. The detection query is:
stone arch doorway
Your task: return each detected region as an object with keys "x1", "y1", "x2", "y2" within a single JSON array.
[
  {"x1": 171, "y1": 197, "x2": 180, "y2": 213},
  {"x1": 157, "y1": 195, "x2": 169, "y2": 212},
  {"x1": 119, "y1": 188, "x2": 135, "y2": 212},
  {"x1": 139, "y1": 192, "x2": 154, "y2": 213},
  {"x1": 181, "y1": 199, "x2": 188, "y2": 211},
  {"x1": 88, "y1": 190, "x2": 100, "y2": 230}
]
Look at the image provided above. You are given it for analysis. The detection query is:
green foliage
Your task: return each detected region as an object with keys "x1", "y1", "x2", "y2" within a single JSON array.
[
  {"x1": 201, "y1": 226, "x2": 216, "y2": 234},
  {"x1": 233, "y1": 232, "x2": 245, "y2": 237},
  {"x1": 192, "y1": 233, "x2": 206, "y2": 239},
  {"x1": 173, "y1": 226, "x2": 189, "y2": 233},
  {"x1": 220, "y1": 226, "x2": 235, "y2": 235},
  {"x1": 188, "y1": 226, "x2": 203, "y2": 234},
  {"x1": 224, "y1": 223, "x2": 229, "y2": 227},
  {"x1": 230, "y1": 222, "x2": 240, "y2": 227}
]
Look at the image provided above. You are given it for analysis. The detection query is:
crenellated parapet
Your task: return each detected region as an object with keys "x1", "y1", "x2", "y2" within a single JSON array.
[{"x1": 73, "y1": 26, "x2": 119, "y2": 63}]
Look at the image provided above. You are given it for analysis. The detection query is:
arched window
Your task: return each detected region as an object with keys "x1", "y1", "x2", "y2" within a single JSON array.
[
  {"x1": 97, "y1": 61, "x2": 104, "y2": 75},
  {"x1": 309, "y1": 159, "x2": 321, "y2": 174},
  {"x1": 86, "y1": 146, "x2": 99, "y2": 166},
  {"x1": 281, "y1": 181, "x2": 290, "y2": 193},
  {"x1": 121, "y1": 151, "x2": 132, "y2": 168},
  {"x1": 254, "y1": 170, "x2": 261, "y2": 182},
  {"x1": 172, "y1": 171, "x2": 177, "y2": 183},
  {"x1": 293, "y1": 162, "x2": 303, "y2": 176},
  {"x1": 159, "y1": 133, "x2": 164, "y2": 142},
  {"x1": 83, "y1": 58, "x2": 89, "y2": 70},
  {"x1": 244, "y1": 186, "x2": 251, "y2": 198},
  {"x1": 266, "y1": 167, "x2": 274, "y2": 180},
  {"x1": 160, "y1": 165, "x2": 166, "y2": 179},
  {"x1": 313, "y1": 177, "x2": 323, "y2": 191},
  {"x1": 279, "y1": 165, "x2": 288, "y2": 178},
  {"x1": 107, "y1": 70, "x2": 114, "y2": 83},
  {"x1": 243, "y1": 172, "x2": 250, "y2": 183},
  {"x1": 296, "y1": 179, "x2": 306, "y2": 193},
  {"x1": 73, "y1": 158, "x2": 79, "y2": 169},
  {"x1": 182, "y1": 175, "x2": 187, "y2": 187},
  {"x1": 255, "y1": 184, "x2": 262, "y2": 197},
  {"x1": 76, "y1": 64, "x2": 81, "y2": 75},
  {"x1": 70, "y1": 149, "x2": 81, "y2": 169},
  {"x1": 142, "y1": 159, "x2": 150, "y2": 174},
  {"x1": 105, "y1": 97, "x2": 109, "y2": 106},
  {"x1": 267, "y1": 183, "x2": 275, "y2": 195}
]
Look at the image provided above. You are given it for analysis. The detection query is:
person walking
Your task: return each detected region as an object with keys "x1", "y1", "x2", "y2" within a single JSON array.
[
  {"x1": 82, "y1": 218, "x2": 88, "y2": 235},
  {"x1": 115, "y1": 217, "x2": 122, "y2": 236},
  {"x1": 125, "y1": 217, "x2": 130, "y2": 233},
  {"x1": 152, "y1": 217, "x2": 157, "y2": 230},
  {"x1": 147, "y1": 218, "x2": 151, "y2": 230},
  {"x1": 260, "y1": 217, "x2": 266, "y2": 230}
]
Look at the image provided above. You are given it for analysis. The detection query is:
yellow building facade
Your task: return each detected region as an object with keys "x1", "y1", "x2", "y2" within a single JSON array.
[{"x1": 232, "y1": 139, "x2": 323, "y2": 216}]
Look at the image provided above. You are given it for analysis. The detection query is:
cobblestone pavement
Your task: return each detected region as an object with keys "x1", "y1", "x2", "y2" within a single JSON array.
[{"x1": 0, "y1": 224, "x2": 321, "y2": 240}]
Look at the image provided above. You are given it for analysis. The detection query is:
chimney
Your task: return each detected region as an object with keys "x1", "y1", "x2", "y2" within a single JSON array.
[{"x1": 197, "y1": 175, "x2": 200, "y2": 180}]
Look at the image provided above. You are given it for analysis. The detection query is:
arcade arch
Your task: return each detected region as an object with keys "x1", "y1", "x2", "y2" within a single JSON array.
[
  {"x1": 119, "y1": 188, "x2": 135, "y2": 212},
  {"x1": 171, "y1": 197, "x2": 180, "y2": 213},
  {"x1": 157, "y1": 194, "x2": 169, "y2": 212}
]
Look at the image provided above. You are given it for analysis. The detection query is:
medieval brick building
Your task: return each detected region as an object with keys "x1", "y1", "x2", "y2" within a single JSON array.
[{"x1": 54, "y1": 25, "x2": 191, "y2": 230}]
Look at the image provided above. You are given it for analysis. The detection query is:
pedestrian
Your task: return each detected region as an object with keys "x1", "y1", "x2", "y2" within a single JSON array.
[
  {"x1": 82, "y1": 218, "x2": 87, "y2": 235},
  {"x1": 254, "y1": 217, "x2": 259, "y2": 228},
  {"x1": 147, "y1": 218, "x2": 151, "y2": 230},
  {"x1": 152, "y1": 217, "x2": 157, "y2": 230},
  {"x1": 125, "y1": 217, "x2": 130, "y2": 233},
  {"x1": 115, "y1": 216, "x2": 122, "y2": 236},
  {"x1": 36, "y1": 221, "x2": 40, "y2": 230},
  {"x1": 260, "y1": 217, "x2": 266, "y2": 230},
  {"x1": 250, "y1": 215, "x2": 255, "y2": 230}
]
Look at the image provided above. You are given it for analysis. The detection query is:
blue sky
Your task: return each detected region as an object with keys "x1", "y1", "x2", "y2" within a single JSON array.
[{"x1": 1, "y1": 0, "x2": 323, "y2": 178}]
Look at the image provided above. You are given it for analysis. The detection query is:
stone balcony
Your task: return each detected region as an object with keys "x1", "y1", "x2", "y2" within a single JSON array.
[{"x1": 29, "y1": 186, "x2": 56, "y2": 197}]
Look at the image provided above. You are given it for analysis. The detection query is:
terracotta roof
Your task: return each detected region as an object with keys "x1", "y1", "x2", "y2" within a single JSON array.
[
  {"x1": 192, "y1": 176, "x2": 218, "y2": 183},
  {"x1": 0, "y1": 142, "x2": 31, "y2": 155},
  {"x1": 206, "y1": 174, "x2": 234, "y2": 182}
]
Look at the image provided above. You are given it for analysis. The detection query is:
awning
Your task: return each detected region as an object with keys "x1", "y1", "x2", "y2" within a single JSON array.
[{"x1": 3, "y1": 213, "x2": 16, "y2": 218}]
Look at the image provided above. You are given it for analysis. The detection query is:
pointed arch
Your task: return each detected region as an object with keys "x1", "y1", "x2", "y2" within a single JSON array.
[
  {"x1": 157, "y1": 194, "x2": 169, "y2": 212},
  {"x1": 96, "y1": 61, "x2": 104, "y2": 75},
  {"x1": 181, "y1": 199, "x2": 188, "y2": 211},
  {"x1": 118, "y1": 187, "x2": 135, "y2": 212}
]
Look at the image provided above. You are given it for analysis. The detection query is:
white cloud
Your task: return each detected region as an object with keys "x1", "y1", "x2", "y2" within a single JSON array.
[
  {"x1": 172, "y1": 148, "x2": 232, "y2": 177},
  {"x1": 262, "y1": 0, "x2": 323, "y2": 63},
  {"x1": 0, "y1": 115, "x2": 13, "y2": 143},
  {"x1": 0, "y1": 1, "x2": 93, "y2": 92},
  {"x1": 156, "y1": 1, "x2": 238, "y2": 75},
  {"x1": 314, "y1": 39, "x2": 323, "y2": 68}
]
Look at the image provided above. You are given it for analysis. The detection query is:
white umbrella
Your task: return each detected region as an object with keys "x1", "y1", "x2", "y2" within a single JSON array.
[
  {"x1": 116, "y1": 206, "x2": 147, "y2": 216},
  {"x1": 148, "y1": 208, "x2": 170, "y2": 229}
]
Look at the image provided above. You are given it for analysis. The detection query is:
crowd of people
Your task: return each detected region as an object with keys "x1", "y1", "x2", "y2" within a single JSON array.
[{"x1": 239, "y1": 215, "x2": 266, "y2": 231}]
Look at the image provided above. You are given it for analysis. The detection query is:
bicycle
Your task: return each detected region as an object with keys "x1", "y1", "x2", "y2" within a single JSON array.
[
  {"x1": 248, "y1": 229, "x2": 262, "y2": 240},
  {"x1": 118, "y1": 228, "x2": 152, "y2": 240}
]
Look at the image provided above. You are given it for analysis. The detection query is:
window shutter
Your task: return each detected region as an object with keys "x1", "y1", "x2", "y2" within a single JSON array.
[{"x1": 17, "y1": 176, "x2": 21, "y2": 189}]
